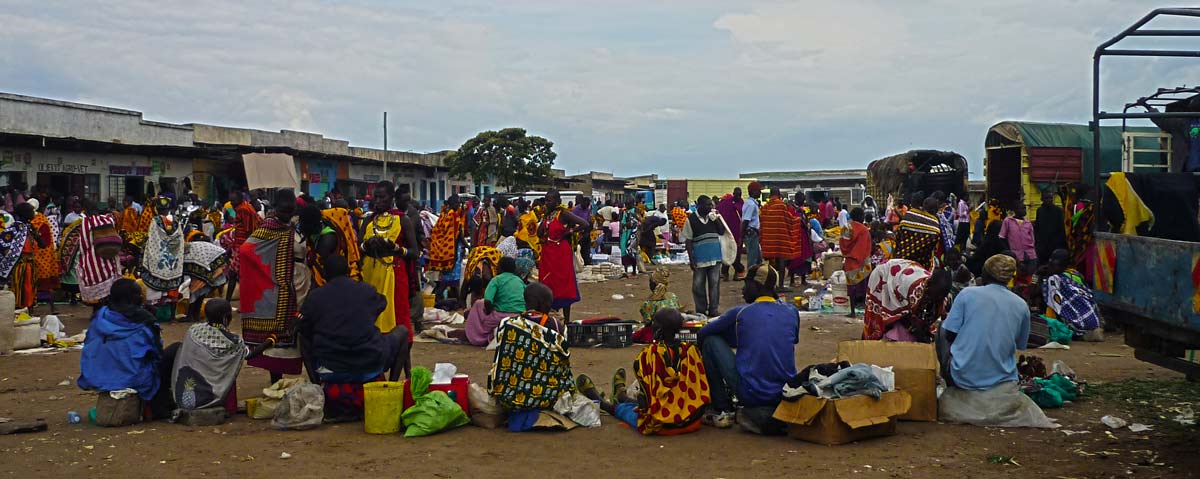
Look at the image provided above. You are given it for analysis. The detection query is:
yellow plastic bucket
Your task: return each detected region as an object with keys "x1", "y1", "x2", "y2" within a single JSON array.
[
  {"x1": 422, "y1": 293, "x2": 436, "y2": 308},
  {"x1": 363, "y1": 381, "x2": 406, "y2": 434}
]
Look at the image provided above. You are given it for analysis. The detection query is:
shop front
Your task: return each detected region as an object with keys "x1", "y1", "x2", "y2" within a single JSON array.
[
  {"x1": 302, "y1": 159, "x2": 338, "y2": 199},
  {"x1": 0, "y1": 149, "x2": 33, "y2": 192},
  {"x1": 339, "y1": 162, "x2": 384, "y2": 199}
]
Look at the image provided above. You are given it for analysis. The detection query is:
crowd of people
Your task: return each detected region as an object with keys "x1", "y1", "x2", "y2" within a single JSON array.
[{"x1": 30, "y1": 175, "x2": 1102, "y2": 434}]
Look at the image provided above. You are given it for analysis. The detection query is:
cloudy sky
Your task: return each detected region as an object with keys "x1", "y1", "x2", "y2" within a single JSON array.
[{"x1": 2, "y1": 1, "x2": 1197, "y2": 178}]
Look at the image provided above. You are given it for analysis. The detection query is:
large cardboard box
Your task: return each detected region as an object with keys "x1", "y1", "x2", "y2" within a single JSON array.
[
  {"x1": 837, "y1": 340, "x2": 939, "y2": 422},
  {"x1": 773, "y1": 390, "x2": 911, "y2": 445}
]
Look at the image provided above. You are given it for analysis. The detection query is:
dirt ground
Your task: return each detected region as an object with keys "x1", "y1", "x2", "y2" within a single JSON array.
[{"x1": 0, "y1": 264, "x2": 1196, "y2": 478}]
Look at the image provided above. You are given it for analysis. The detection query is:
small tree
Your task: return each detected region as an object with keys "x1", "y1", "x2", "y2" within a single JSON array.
[{"x1": 445, "y1": 128, "x2": 556, "y2": 192}]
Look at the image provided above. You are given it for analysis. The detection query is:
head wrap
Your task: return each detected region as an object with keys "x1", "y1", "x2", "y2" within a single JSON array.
[
  {"x1": 155, "y1": 196, "x2": 172, "y2": 210},
  {"x1": 649, "y1": 267, "x2": 671, "y2": 301},
  {"x1": 749, "y1": 264, "x2": 777, "y2": 288},
  {"x1": 983, "y1": 254, "x2": 1017, "y2": 284},
  {"x1": 25, "y1": 198, "x2": 38, "y2": 210},
  {"x1": 748, "y1": 181, "x2": 763, "y2": 192}
]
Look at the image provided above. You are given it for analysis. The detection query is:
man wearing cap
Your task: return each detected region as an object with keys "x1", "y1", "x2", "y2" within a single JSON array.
[
  {"x1": 698, "y1": 264, "x2": 798, "y2": 434},
  {"x1": 741, "y1": 181, "x2": 764, "y2": 269},
  {"x1": 938, "y1": 254, "x2": 1030, "y2": 391}
]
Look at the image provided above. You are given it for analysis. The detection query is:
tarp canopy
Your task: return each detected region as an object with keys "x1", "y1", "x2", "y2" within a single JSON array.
[
  {"x1": 866, "y1": 150, "x2": 968, "y2": 201},
  {"x1": 985, "y1": 122, "x2": 1162, "y2": 185},
  {"x1": 242, "y1": 153, "x2": 299, "y2": 191}
]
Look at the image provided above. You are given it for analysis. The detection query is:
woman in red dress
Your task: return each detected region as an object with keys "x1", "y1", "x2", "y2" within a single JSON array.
[{"x1": 537, "y1": 189, "x2": 590, "y2": 322}]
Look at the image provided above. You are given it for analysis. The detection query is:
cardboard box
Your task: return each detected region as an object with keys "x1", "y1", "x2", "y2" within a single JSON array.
[
  {"x1": 773, "y1": 390, "x2": 911, "y2": 445},
  {"x1": 837, "y1": 340, "x2": 939, "y2": 422}
]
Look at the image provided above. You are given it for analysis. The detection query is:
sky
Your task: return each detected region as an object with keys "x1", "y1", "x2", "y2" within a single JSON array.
[{"x1": 2, "y1": 1, "x2": 1198, "y2": 179}]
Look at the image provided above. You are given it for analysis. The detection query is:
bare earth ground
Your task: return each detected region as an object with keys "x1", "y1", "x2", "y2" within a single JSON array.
[{"x1": 1, "y1": 264, "x2": 1196, "y2": 478}]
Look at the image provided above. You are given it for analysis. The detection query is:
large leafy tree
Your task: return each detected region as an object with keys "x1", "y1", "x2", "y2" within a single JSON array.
[{"x1": 445, "y1": 128, "x2": 556, "y2": 192}]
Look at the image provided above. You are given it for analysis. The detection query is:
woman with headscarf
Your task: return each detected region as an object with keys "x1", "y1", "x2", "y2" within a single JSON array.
[
  {"x1": 639, "y1": 266, "x2": 681, "y2": 323},
  {"x1": 862, "y1": 258, "x2": 951, "y2": 342},
  {"x1": 140, "y1": 197, "x2": 186, "y2": 319},
  {"x1": 0, "y1": 203, "x2": 45, "y2": 310},
  {"x1": 27, "y1": 199, "x2": 59, "y2": 314},
  {"x1": 239, "y1": 189, "x2": 310, "y2": 384},
  {"x1": 537, "y1": 189, "x2": 589, "y2": 321},
  {"x1": 428, "y1": 195, "x2": 467, "y2": 301}
]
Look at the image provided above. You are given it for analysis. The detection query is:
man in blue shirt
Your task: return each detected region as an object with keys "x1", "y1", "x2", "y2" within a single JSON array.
[
  {"x1": 741, "y1": 181, "x2": 763, "y2": 268},
  {"x1": 938, "y1": 254, "x2": 1030, "y2": 390},
  {"x1": 698, "y1": 264, "x2": 798, "y2": 434}
]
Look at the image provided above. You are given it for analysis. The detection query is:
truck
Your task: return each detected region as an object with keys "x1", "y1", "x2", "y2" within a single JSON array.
[
  {"x1": 1089, "y1": 8, "x2": 1200, "y2": 380},
  {"x1": 866, "y1": 150, "x2": 968, "y2": 204}
]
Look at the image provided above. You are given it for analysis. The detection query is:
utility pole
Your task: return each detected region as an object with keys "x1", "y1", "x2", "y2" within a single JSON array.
[{"x1": 382, "y1": 112, "x2": 388, "y2": 179}]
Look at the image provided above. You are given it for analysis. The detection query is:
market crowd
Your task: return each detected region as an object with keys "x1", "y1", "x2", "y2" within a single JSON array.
[{"x1": 2, "y1": 176, "x2": 1102, "y2": 435}]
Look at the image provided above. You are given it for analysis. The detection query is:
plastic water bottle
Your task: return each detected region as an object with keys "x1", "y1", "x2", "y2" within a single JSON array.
[{"x1": 66, "y1": 411, "x2": 81, "y2": 424}]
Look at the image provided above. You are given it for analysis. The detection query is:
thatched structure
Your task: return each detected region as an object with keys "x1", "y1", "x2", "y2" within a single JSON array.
[{"x1": 866, "y1": 150, "x2": 968, "y2": 202}]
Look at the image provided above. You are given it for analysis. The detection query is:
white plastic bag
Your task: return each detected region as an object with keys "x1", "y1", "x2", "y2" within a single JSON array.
[
  {"x1": 715, "y1": 215, "x2": 737, "y2": 266},
  {"x1": 468, "y1": 383, "x2": 504, "y2": 416},
  {"x1": 40, "y1": 315, "x2": 65, "y2": 339},
  {"x1": 272, "y1": 383, "x2": 324, "y2": 430},
  {"x1": 939, "y1": 382, "x2": 1058, "y2": 428},
  {"x1": 870, "y1": 365, "x2": 896, "y2": 392},
  {"x1": 553, "y1": 391, "x2": 601, "y2": 428}
]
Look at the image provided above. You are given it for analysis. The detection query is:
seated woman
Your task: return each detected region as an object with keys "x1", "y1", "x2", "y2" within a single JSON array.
[
  {"x1": 487, "y1": 283, "x2": 573, "y2": 430},
  {"x1": 577, "y1": 308, "x2": 710, "y2": 435},
  {"x1": 639, "y1": 267, "x2": 681, "y2": 323},
  {"x1": 78, "y1": 278, "x2": 175, "y2": 418},
  {"x1": 861, "y1": 258, "x2": 951, "y2": 343},
  {"x1": 458, "y1": 257, "x2": 527, "y2": 346},
  {"x1": 1041, "y1": 249, "x2": 1100, "y2": 336},
  {"x1": 171, "y1": 299, "x2": 269, "y2": 411}
]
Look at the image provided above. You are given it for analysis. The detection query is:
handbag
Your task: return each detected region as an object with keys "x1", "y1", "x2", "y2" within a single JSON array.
[
  {"x1": 715, "y1": 215, "x2": 737, "y2": 266},
  {"x1": 573, "y1": 250, "x2": 585, "y2": 273}
]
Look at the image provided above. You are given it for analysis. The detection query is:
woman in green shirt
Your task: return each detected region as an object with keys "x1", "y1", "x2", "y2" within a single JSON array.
[{"x1": 459, "y1": 257, "x2": 526, "y2": 346}]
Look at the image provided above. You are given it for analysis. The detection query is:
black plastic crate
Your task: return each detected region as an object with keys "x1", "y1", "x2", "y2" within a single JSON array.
[
  {"x1": 675, "y1": 328, "x2": 699, "y2": 344},
  {"x1": 567, "y1": 321, "x2": 636, "y2": 348}
]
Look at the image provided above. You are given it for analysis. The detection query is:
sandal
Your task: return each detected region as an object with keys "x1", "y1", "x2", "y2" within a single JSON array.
[
  {"x1": 576, "y1": 374, "x2": 597, "y2": 397},
  {"x1": 612, "y1": 368, "x2": 627, "y2": 400}
]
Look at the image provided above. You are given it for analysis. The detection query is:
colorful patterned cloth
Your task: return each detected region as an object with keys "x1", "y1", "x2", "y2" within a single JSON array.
[
  {"x1": 314, "y1": 207, "x2": 361, "y2": 284},
  {"x1": 141, "y1": 216, "x2": 185, "y2": 293},
  {"x1": 895, "y1": 209, "x2": 942, "y2": 269},
  {"x1": 863, "y1": 259, "x2": 935, "y2": 341},
  {"x1": 473, "y1": 205, "x2": 498, "y2": 248},
  {"x1": 465, "y1": 245, "x2": 502, "y2": 283},
  {"x1": 670, "y1": 207, "x2": 688, "y2": 229},
  {"x1": 30, "y1": 213, "x2": 58, "y2": 290},
  {"x1": 78, "y1": 215, "x2": 122, "y2": 303},
  {"x1": 488, "y1": 312, "x2": 573, "y2": 411},
  {"x1": 635, "y1": 342, "x2": 710, "y2": 435},
  {"x1": 57, "y1": 219, "x2": 83, "y2": 279},
  {"x1": 0, "y1": 221, "x2": 30, "y2": 282},
  {"x1": 1043, "y1": 272, "x2": 1100, "y2": 333},
  {"x1": 183, "y1": 240, "x2": 229, "y2": 288},
  {"x1": 514, "y1": 210, "x2": 542, "y2": 258},
  {"x1": 172, "y1": 322, "x2": 246, "y2": 410},
  {"x1": 239, "y1": 218, "x2": 298, "y2": 346},
  {"x1": 428, "y1": 206, "x2": 465, "y2": 272},
  {"x1": 938, "y1": 206, "x2": 957, "y2": 253},
  {"x1": 760, "y1": 198, "x2": 801, "y2": 260}
]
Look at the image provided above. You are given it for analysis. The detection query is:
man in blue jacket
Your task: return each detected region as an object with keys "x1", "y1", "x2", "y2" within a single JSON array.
[{"x1": 698, "y1": 264, "x2": 799, "y2": 434}]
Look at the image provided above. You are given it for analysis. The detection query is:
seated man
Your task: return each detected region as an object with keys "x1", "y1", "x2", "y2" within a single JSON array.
[
  {"x1": 78, "y1": 278, "x2": 175, "y2": 418},
  {"x1": 171, "y1": 299, "x2": 269, "y2": 411},
  {"x1": 937, "y1": 254, "x2": 1053, "y2": 427},
  {"x1": 577, "y1": 308, "x2": 710, "y2": 435},
  {"x1": 458, "y1": 257, "x2": 527, "y2": 346},
  {"x1": 698, "y1": 264, "x2": 799, "y2": 434},
  {"x1": 297, "y1": 255, "x2": 411, "y2": 384},
  {"x1": 487, "y1": 282, "x2": 573, "y2": 429}
]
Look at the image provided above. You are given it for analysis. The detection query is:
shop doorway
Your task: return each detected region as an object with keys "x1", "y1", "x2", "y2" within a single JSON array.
[{"x1": 38, "y1": 173, "x2": 100, "y2": 203}]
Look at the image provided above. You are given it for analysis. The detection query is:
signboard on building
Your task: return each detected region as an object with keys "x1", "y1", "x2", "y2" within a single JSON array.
[
  {"x1": 348, "y1": 163, "x2": 384, "y2": 182},
  {"x1": 109, "y1": 165, "x2": 153, "y2": 176}
]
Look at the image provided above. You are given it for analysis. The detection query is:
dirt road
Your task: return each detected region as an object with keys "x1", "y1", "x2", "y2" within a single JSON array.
[{"x1": 0, "y1": 265, "x2": 1195, "y2": 478}]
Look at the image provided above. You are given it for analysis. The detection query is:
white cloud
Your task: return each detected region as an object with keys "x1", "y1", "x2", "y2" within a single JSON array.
[{"x1": 0, "y1": 0, "x2": 1193, "y2": 178}]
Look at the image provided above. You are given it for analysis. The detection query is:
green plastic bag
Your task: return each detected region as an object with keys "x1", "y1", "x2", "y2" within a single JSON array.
[
  {"x1": 1044, "y1": 317, "x2": 1073, "y2": 345},
  {"x1": 401, "y1": 367, "x2": 469, "y2": 437},
  {"x1": 1026, "y1": 374, "x2": 1078, "y2": 409}
]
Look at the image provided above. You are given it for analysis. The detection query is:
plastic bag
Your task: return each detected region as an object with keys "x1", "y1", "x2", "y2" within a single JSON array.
[
  {"x1": 468, "y1": 383, "x2": 503, "y2": 416},
  {"x1": 869, "y1": 365, "x2": 896, "y2": 392},
  {"x1": 271, "y1": 383, "x2": 324, "y2": 430},
  {"x1": 252, "y1": 377, "x2": 306, "y2": 420},
  {"x1": 715, "y1": 215, "x2": 737, "y2": 266},
  {"x1": 40, "y1": 315, "x2": 65, "y2": 339},
  {"x1": 939, "y1": 381, "x2": 1058, "y2": 428},
  {"x1": 401, "y1": 367, "x2": 469, "y2": 437},
  {"x1": 553, "y1": 391, "x2": 601, "y2": 428}
]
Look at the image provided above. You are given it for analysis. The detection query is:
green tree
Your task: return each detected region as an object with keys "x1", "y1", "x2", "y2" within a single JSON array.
[{"x1": 445, "y1": 128, "x2": 556, "y2": 192}]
